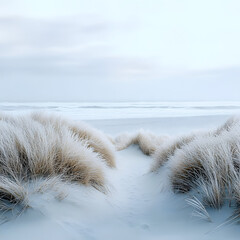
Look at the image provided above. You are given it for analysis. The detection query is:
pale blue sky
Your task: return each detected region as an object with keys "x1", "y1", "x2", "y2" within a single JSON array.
[{"x1": 0, "y1": 0, "x2": 240, "y2": 101}]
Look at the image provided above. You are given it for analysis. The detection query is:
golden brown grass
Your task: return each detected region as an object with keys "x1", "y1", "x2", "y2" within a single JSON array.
[
  {"x1": 0, "y1": 111, "x2": 116, "y2": 212},
  {"x1": 115, "y1": 116, "x2": 240, "y2": 222},
  {"x1": 114, "y1": 130, "x2": 169, "y2": 156},
  {"x1": 157, "y1": 117, "x2": 240, "y2": 221}
]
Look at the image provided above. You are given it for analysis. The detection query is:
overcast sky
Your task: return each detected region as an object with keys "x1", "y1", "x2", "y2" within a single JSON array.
[{"x1": 0, "y1": 0, "x2": 240, "y2": 102}]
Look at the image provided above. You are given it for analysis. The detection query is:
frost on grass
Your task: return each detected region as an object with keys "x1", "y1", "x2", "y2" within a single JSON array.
[
  {"x1": 116, "y1": 116, "x2": 240, "y2": 223},
  {"x1": 114, "y1": 129, "x2": 169, "y2": 155},
  {"x1": 186, "y1": 196, "x2": 212, "y2": 222},
  {"x1": 0, "y1": 112, "x2": 115, "y2": 220},
  {"x1": 158, "y1": 117, "x2": 240, "y2": 222}
]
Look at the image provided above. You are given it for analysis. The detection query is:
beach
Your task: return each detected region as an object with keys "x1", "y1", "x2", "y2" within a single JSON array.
[
  {"x1": 1, "y1": 114, "x2": 240, "y2": 240},
  {"x1": 2, "y1": 0, "x2": 240, "y2": 238}
]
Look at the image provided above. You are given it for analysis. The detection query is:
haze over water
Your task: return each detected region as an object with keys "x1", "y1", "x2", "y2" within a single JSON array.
[{"x1": 0, "y1": 102, "x2": 240, "y2": 120}]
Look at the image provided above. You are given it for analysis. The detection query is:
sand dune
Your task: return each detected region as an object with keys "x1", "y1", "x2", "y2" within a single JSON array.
[
  {"x1": 1, "y1": 114, "x2": 240, "y2": 240},
  {"x1": 0, "y1": 112, "x2": 115, "y2": 215}
]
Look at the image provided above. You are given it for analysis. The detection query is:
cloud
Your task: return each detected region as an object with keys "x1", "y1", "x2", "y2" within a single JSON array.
[
  {"x1": 0, "y1": 15, "x2": 156, "y2": 84},
  {"x1": 0, "y1": 0, "x2": 240, "y2": 102},
  {"x1": 0, "y1": 16, "x2": 109, "y2": 51}
]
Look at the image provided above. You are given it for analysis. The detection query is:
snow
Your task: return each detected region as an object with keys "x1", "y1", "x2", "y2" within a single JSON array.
[{"x1": 1, "y1": 115, "x2": 240, "y2": 239}]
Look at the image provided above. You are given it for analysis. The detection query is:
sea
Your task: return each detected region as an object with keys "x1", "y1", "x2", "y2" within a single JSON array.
[{"x1": 0, "y1": 102, "x2": 240, "y2": 120}]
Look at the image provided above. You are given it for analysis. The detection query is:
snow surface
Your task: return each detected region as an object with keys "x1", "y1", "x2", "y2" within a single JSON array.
[{"x1": 1, "y1": 115, "x2": 240, "y2": 240}]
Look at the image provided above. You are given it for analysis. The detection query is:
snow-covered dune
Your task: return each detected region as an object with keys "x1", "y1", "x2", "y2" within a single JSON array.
[{"x1": 1, "y1": 115, "x2": 240, "y2": 240}]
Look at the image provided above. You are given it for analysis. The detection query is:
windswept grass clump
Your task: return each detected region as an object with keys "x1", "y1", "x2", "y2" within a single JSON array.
[
  {"x1": 153, "y1": 117, "x2": 240, "y2": 222},
  {"x1": 115, "y1": 116, "x2": 240, "y2": 223},
  {"x1": 114, "y1": 130, "x2": 169, "y2": 155},
  {"x1": 0, "y1": 112, "x2": 115, "y2": 215}
]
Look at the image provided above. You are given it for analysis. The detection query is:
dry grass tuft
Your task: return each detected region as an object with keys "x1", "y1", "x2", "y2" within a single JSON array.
[
  {"x1": 0, "y1": 111, "x2": 116, "y2": 216},
  {"x1": 127, "y1": 116, "x2": 240, "y2": 223},
  {"x1": 186, "y1": 196, "x2": 212, "y2": 222},
  {"x1": 114, "y1": 130, "x2": 169, "y2": 155}
]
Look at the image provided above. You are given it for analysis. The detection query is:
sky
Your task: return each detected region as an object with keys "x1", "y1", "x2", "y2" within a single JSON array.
[{"x1": 0, "y1": 0, "x2": 240, "y2": 102}]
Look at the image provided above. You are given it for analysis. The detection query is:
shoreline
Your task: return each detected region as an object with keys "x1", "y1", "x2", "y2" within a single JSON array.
[{"x1": 87, "y1": 114, "x2": 231, "y2": 135}]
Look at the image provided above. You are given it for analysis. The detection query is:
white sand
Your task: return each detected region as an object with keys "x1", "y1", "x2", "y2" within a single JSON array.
[
  {"x1": 1, "y1": 115, "x2": 240, "y2": 240},
  {"x1": 87, "y1": 115, "x2": 230, "y2": 135}
]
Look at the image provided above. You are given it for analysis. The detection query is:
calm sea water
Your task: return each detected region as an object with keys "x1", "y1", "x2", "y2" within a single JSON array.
[{"x1": 0, "y1": 102, "x2": 240, "y2": 120}]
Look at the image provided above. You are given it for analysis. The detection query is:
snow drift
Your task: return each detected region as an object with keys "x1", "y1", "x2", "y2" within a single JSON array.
[
  {"x1": 0, "y1": 112, "x2": 115, "y2": 214},
  {"x1": 115, "y1": 117, "x2": 240, "y2": 222}
]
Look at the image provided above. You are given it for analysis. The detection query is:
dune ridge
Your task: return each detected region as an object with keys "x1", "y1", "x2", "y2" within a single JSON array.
[
  {"x1": 0, "y1": 112, "x2": 115, "y2": 214},
  {"x1": 115, "y1": 116, "x2": 240, "y2": 221}
]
